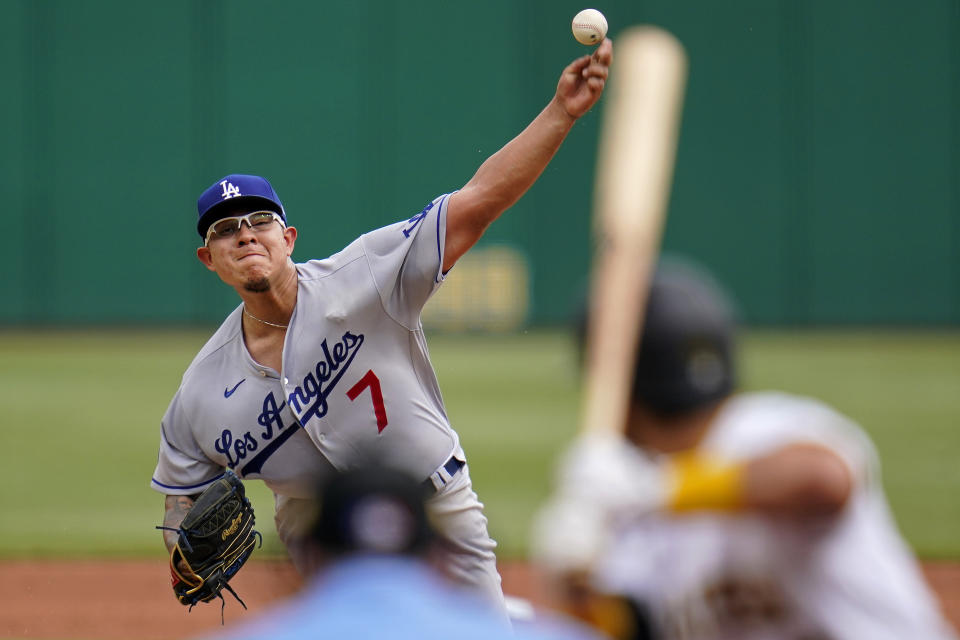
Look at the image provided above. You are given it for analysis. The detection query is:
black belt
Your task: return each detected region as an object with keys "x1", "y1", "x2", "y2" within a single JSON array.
[{"x1": 422, "y1": 456, "x2": 465, "y2": 493}]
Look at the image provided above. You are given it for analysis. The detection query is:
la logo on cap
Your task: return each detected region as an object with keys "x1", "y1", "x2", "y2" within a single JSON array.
[{"x1": 220, "y1": 180, "x2": 242, "y2": 200}]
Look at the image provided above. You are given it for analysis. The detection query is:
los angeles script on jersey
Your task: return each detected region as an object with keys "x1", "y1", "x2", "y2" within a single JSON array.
[
  {"x1": 216, "y1": 330, "x2": 364, "y2": 475},
  {"x1": 287, "y1": 331, "x2": 364, "y2": 424}
]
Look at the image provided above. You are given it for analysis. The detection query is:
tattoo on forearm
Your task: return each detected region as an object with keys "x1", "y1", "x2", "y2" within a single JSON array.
[
  {"x1": 162, "y1": 495, "x2": 196, "y2": 550},
  {"x1": 172, "y1": 496, "x2": 194, "y2": 516}
]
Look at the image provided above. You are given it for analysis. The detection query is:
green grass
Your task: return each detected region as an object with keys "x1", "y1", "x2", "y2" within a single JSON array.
[{"x1": 1, "y1": 328, "x2": 958, "y2": 560}]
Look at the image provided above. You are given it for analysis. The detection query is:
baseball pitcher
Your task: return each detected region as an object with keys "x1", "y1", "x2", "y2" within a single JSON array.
[{"x1": 151, "y1": 39, "x2": 614, "y2": 616}]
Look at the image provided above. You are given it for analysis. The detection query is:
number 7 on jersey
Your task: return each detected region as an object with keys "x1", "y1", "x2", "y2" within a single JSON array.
[{"x1": 347, "y1": 369, "x2": 389, "y2": 433}]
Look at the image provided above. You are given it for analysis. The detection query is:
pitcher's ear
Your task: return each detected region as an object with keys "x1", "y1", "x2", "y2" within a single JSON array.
[{"x1": 197, "y1": 246, "x2": 216, "y2": 271}]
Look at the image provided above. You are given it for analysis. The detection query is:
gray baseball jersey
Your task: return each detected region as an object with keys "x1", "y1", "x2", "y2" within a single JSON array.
[
  {"x1": 151, "y1": 194, "x2": 459, "y2": 498},
  {"x1": 152, "y1": 193, "x2": 505, "y2": 612}
]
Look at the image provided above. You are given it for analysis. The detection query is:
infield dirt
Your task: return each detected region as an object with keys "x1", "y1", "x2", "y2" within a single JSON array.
[{"x1": 1, "y1": 559, "x2": 958, "y2": 638}]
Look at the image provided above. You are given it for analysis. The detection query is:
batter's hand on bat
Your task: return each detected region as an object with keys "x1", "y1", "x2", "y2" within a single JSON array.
[{"x1": 557, "y1": 38, "x2": 613, "y2": 120}]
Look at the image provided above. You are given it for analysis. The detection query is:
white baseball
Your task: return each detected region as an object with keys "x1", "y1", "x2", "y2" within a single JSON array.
[{"x1": 572, "y1": 8, "x2": 608, "y2": 46}]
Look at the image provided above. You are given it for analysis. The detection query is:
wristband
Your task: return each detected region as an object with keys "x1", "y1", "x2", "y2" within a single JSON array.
[{"x1": 666, "y1": 452, "x2": 745, "y2": 512}]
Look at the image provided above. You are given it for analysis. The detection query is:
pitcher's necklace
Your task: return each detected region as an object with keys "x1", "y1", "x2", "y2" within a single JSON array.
[{"x1": 243, "y1": 306, "x2": 288, "y2": 329}]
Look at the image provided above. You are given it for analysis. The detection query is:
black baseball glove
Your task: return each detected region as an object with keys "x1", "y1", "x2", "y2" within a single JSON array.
[{"x1": 159, "y1": 469, "x2": 261, "y2": 613}]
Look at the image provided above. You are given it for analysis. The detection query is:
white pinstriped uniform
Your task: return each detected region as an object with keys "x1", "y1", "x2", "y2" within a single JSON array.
[{"x1": 151, "y1": 194, "x2": 504, "y2": 612}]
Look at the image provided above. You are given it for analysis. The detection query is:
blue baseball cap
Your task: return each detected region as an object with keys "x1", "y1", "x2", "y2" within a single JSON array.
[{"x1": 196, "y1": 174, "x2": 287, "y2": 239}]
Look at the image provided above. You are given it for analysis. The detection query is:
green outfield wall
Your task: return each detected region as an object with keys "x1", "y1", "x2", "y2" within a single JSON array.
[{"x1": 2, "y1": 0, "x2": 957, "y2": 326}]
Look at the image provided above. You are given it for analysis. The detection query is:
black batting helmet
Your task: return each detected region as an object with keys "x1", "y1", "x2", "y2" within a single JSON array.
[
  {"x1": 575, "y1": 257, "x2": 738, "y2": 418},
  {"x1": 630, "y1": 258, "x2": 738, "y2": 416}
]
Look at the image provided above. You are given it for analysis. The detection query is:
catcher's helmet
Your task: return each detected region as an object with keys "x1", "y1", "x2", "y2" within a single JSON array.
[
  {"x1": 630, "y1": 258, "x2": 737, "y2": 416},
  {"x1": 311, "y1": 466, "x2": 433, "y2": 557}
]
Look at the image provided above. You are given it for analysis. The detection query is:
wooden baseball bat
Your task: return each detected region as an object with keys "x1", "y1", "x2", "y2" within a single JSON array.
[{"x1": 580, "y1": 26, "x2": 688, "y2": 435}]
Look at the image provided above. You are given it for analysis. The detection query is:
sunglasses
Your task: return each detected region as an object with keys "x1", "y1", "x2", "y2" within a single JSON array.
[{"x1": 205, "y1": 211, "x2": 285, "y2": 245}]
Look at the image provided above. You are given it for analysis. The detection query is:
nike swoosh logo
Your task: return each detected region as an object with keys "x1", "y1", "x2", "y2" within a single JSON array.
[{"x1": 224, "y1": 379, "x2": 246, "y2": 398}]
